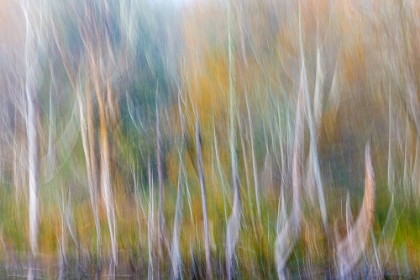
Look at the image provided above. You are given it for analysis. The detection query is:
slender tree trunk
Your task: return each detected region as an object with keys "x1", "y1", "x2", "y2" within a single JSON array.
[
  {"x1": 75, "y1": 84, "x2": 102, "y2": 263},
  {"x1": 26, "y1": 82, "x2": 39, "y2": 279},
  {"x1": 97, "y1": 89, "x2": 118, "y2": 269},
  {"x1": 195, "y1": 118, "x2": 211, "y2": 280},
  {"x1": 21, "y1": 1, "x2": 41, "y2": 278},
  {"x1": 226, "y1": 1, "x2": 241, "y2": 278},
  {"x1": 147, "y1": 162, "x2": 155, "y2": 280},
  {"x1": 171, "y1": 89, "x2": 186, "y2": 280},
  {"x1": 156, "y1": 104, "x2": 164, "y2": 280}
]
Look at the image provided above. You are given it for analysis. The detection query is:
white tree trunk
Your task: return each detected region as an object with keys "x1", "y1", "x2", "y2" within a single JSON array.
[{"x1": 21, "y1": 1, "x2": 42, "y2": 278}]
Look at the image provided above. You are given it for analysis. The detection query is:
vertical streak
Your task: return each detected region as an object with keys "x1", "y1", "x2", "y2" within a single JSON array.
[
  {"x1": 22, "y1": 2, "x2": 40, "y2": 277},
  {"x1": 171, "y1": 88, "x2": 186, "y2": 280},
  {"x1": 27, "y1": 82, "x2": 39, "y2": 257},
  {"x1": 303, "y1": 48, "x2": 328, "y2": 229},
  {"x1": 226, "y1": 0, "x2": 241, "y2": 279},
  {"x1": 195, "y1": 117, "x2": 211, "y2": 280},
  {"x1": 274, "y1": 5, "x2": 305, "y2": 278},
  {"x1": 156, "y1": 102, "x2": 164, "y2": 280},
  {"x1": 245, "y1": 93, "x2": 261, "y2": 220},
  {"x1": 148, "y1": 162, "x2": 155, "y2": 280},
  {"x1": 76, "y1": 81, "x2": 102, "y2": 263},
  {"x1": 388, "y1": 84, "x2": 394, "y2": 192}
]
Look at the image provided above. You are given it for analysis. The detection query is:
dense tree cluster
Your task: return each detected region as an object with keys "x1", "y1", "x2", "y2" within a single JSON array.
[{"x1": 0, "y1": 0, "x2": 419, "y2": 278}]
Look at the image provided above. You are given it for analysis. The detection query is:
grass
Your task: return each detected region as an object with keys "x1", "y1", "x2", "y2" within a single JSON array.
[{"x1": 0, "y1": 163, "x2": 417, "y2": 278}]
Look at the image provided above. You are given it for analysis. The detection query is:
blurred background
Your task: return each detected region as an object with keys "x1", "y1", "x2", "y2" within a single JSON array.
[{"x1": 0, "y1": 0, "x2": 419, "y2": 278}]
